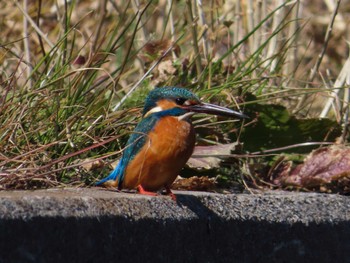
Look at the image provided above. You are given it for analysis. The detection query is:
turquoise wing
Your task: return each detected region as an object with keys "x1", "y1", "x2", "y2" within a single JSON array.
[{"x1": 96, "y1": 115, "x2": 159, "y2": 188}]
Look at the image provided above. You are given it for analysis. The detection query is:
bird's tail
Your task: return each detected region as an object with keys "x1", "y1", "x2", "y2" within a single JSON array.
[{"x1": 95, "y1": 161, "x2": 121, "y2": 186}]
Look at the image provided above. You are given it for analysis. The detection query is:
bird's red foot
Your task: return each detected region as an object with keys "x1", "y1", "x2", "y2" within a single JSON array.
[
  {"x1": 165, "y1": 186, "x2": 177, "y2": 201},
  {"x1": 137, "y1": 185, "x2": 157, "y2": 196}
]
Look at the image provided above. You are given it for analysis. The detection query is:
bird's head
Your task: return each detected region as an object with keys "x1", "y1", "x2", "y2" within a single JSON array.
[{"x1": 143, "y1": 87, "x2": 248, "y2": 119}]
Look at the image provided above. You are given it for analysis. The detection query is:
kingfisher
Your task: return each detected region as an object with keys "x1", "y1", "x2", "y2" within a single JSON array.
[{"x1": 96, "y1": 87, "x2": 247, "y2": 200}]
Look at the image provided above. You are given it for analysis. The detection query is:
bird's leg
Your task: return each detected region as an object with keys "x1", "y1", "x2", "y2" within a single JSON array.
[
  {"x1": 137, "y1": 185, "x2": 157, "y2": 196},
  {"x1": 165, "y1": 186, "x2": 177, "y2": 201}
]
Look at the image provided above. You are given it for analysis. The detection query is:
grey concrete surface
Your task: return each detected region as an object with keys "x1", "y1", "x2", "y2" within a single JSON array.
[{"x1": 0, "y1": 188, "x2": 349, "y2": 263}]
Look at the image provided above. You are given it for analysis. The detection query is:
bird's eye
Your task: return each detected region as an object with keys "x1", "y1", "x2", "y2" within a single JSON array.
[{"x1": 175, "y1": 98, "x2": 187, "y2": 105}]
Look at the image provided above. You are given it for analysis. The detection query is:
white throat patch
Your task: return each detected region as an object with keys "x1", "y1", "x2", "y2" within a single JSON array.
[
  {"x1": 144, "y1": 106, "x2": 194, "y2": 121},
  {"x1": 144, "y1": 106, "x2": 163, "y2": 117},
  {"x1": 177, "y1": 112, "x2": 195, "y2": 121}
]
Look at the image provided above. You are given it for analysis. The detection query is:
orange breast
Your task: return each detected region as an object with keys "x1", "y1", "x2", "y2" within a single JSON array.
[{"x1": 122, "y1": 116, "x2": 195, "y2": 191}]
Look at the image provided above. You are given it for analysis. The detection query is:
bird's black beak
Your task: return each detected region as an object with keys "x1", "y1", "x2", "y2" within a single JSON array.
[{"x1": 188, "y1": 102, "x2": 248, "y2": 119}]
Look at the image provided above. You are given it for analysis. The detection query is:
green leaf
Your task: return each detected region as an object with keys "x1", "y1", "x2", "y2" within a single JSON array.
[{"x1": 241, "y1": 102, "x2": 341, "y2": 153}]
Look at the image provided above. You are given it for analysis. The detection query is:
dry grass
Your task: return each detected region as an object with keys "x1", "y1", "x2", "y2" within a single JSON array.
[{"x1": 0, "y1": 0, "x2": 349, "y2": 190}]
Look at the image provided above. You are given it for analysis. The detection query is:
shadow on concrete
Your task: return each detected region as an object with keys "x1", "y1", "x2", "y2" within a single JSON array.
[{"x1": 1, "y1": 193, "x2": 349, "y2": 263}]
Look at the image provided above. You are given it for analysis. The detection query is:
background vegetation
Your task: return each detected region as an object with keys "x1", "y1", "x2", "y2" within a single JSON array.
[{"x1": 0, "y1": 0, "x2": 349, "y2": 192}]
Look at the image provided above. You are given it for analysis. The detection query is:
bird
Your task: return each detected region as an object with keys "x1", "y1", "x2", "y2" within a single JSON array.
[{"x1": 96, "y1": 87, "x2": 247, "y2": 200}]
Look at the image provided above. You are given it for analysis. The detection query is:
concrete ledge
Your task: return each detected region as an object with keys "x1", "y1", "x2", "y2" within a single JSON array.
[{"x1": 0, "y1": 188, "x2": 349, "y2": 263}]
